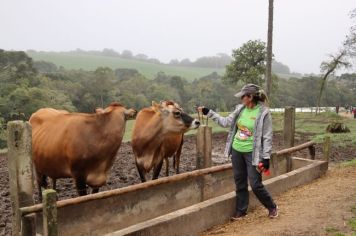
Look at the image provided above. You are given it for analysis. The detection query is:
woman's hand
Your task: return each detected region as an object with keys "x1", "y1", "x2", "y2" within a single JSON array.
[{"x1": 197, "y1": 106, "x2": 210, "y2": 115}]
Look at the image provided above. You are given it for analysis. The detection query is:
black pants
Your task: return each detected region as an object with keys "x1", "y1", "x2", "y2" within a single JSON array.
[{"x1": 231, "y1": 149, "x2": 276, "y2": 214}]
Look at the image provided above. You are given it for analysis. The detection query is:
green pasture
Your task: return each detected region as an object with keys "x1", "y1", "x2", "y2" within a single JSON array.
[{"x1": 27, "y1": 52, "x2": 224, "y2": 81}]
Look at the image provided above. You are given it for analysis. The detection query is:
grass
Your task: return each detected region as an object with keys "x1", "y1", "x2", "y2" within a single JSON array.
[
  {"x1": 272, "y1": 112, "x2": 356, "y2": 148},
  {"x1": 27, "y1": 51, "x2": 225, "y2": 81},
  {"x1": 325, "y1": 227, "x2": 348, "y2": 236},
  {"x1": 341, "y1": 158, "x2": 356, "y2": 167},
  {"x1": 325, "y1": 203, "x2": 356, "y2": 235},
  {"x1": 349, "y1": 205, "x2": 356, "y2": 233}
]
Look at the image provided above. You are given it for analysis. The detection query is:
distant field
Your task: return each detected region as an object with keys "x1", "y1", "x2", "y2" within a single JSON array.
[{"x1": 27, "y1": 52, "x2": 225, "y2": 81}]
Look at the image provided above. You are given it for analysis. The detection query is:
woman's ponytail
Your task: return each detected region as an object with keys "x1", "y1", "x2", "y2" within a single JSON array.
[{"x1": 253, "y1": 89, "x2": 270, "y2": 106}]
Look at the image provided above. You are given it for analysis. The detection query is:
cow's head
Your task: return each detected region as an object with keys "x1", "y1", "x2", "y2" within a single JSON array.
[
  {"x1": 97, "y1": 103, "x2": 137, "y2": 120},
  {"x1": 152, "y1": 100, "x2": 200, "y2": 133}
]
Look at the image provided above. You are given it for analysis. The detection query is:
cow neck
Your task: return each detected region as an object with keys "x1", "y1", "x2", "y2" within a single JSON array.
[{"x1": 139, "y1": 112, "x2": 165, "y2": 148}]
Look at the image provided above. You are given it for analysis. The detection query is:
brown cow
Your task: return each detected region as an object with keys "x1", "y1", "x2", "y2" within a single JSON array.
[
  {"x1": 132, "y1": 101, "x2": 200, "y2": 182},
  {"x1": 29, "y1": 102, "x2": 136, "y2": 198}
]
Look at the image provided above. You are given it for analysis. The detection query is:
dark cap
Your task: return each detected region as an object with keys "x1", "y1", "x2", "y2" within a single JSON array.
[{"x1": 234, "y1": 83, "x2": 261, "y2": 98}]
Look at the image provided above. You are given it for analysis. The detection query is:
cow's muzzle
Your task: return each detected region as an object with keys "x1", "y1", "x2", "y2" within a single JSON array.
[{"x1": 190, "y1": 119, "x2": 200, "y2": 129}]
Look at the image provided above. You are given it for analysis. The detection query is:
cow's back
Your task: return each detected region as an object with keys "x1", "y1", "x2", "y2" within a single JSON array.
[{"x1": 30, "y1": 108, "x2": 69, "y2": 127}]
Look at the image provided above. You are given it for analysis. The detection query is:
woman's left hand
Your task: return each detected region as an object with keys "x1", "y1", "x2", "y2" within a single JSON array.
[
  {"x1": 197, "y1": 106, "x2": 210, "y2": 115},
  {"x1": 259, "y1": 159, "x2": 270, "y2": 170}
]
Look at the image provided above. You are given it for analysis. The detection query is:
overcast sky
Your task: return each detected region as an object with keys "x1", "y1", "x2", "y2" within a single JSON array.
[{"x1": 0, "y1": 0, "x2": 355, "y2": 74}]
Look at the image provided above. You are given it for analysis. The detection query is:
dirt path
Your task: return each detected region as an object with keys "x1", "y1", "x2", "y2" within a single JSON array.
[{"x1": 203, "y1": 165, "x2": 356, "y2": 236}]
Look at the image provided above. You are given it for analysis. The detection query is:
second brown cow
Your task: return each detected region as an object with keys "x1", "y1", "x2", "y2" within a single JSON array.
[{"x1": 132, "y1": 101, "x2": 200, "y2": 182}]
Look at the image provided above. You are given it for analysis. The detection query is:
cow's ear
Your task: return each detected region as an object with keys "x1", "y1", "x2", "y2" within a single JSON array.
[
  {"x1": 160, "y1": 101, "x2": 167, "y2": 107},
  {"x1": 152, "y1": 101, "x2": 161, "y2": 113},
  {"x1": 124, "y1": 108, "x2": 137, "y2": 119},
  {"x1": 95, "y1": 108, "x2": 105, "y2": 114}
]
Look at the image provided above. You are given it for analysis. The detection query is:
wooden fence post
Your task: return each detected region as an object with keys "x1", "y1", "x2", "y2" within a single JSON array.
[
  {"x1": 323, "y1": 136, "x2": 331, "y2": 162},
  {"x1": 43, "y1": 189, "x2": 58, "y2": 236},
  {"x1": 21, "y1": 214, "x2": 36, "y2": 236},
  {"x1": 308, "y1": 145, "x2": 316, "y2": 160},
  {"x1": 196, "y1": 125, "x2": 212, "y2": 169},
  {"x1": 283, "y1": 106, "x2": 295, "y2": 172},
  {"x1": 270, "y1": 153, "x2": 279, "y2": 177},
  {"x1": 7, "y1": 121, "x2": 35, "y2": 236}
]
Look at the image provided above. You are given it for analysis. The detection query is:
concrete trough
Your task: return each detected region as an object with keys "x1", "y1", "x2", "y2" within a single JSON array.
[
  {"x1": 28, "y1": 156, "x2": 327, "y2": 236},
  {"x1": 108, "y1": 158, "x2": 328, "y2": 236}
]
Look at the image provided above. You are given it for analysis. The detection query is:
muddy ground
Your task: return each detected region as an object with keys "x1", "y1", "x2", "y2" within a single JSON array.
[{"x1": 0, "y1": 132, "x2": 355, "y2": 235}]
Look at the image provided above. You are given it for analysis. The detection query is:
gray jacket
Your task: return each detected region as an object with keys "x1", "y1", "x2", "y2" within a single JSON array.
[{"x1": 207, "y1": 103, "x2": 273, "y2": 166}]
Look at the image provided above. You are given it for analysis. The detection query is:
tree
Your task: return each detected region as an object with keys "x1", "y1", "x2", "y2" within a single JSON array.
[
  {"x1": 272, "y1": 60, "x2": 290, "y2": 74},
  {"x1": 223, "y1": 40, "x2": 268, "y2": 86},
  {"x1": 169, "y1": 59, "x2": 180, "y2": 65},
  {"x1": 89, "y1": 67, "x2": 115, "y2": 108},
  {"x1": 265, "y1": 0, "x2": 274, "y2": 98},
  {"x1": 33, "y1": 60, "x2": 58, "y2": 73},
  {"x1": 315, "y1": 8, "x2": 355, "y2": 114},
  {"x1": 180, "y1": 58, "x2": 192, "y2": 67},
  {"x1": 344, "y1": 8, "x2": 356, "y2": 57},
  {"x1": 316, "y1": 49, "x2": 350, "y2": 114},
  {"x1": 121, "y1": 50, "x2": 133, "y2": 59},
  {"x1": 102, "y1": 48, "x2": 120, "y2": 57},
  {"x1": 135, "y1": 53, "x2": 148, "y2": 60}
]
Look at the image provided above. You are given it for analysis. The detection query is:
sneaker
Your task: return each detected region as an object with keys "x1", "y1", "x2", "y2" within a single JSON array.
[
  {"x1": 268, "y1": 205, "x2": 278, "y2": 218},
  {"x1": 231, "y1": 212, "x2": 247, "y2": 221}
]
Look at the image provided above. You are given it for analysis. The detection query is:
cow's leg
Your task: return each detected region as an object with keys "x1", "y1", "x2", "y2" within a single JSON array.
[
  {"x1": 52, "y1": 178, "x2": 56, "y2": 191},
  {"x1": 75, "y1": 177, "x2": 87, "y2": 196},
  {"x1": 51, "y1": 178, "x2": 59, "y2": 200},
  {"x1": 135, "y1": 159, "x2": 147, "y2": 182},
  {"x1": 91, "y1": 188, "x2": 99, "y2": 194},
  {"x1": 36, "y1": 172, "x2": 47, "y2": 202},
  {"x1": 152, "y1": 160, "x2": 164, "y2": 180},
  {"x1": 174, "y1": 154, "x2": 181, "y2": 174},
  {"x1": 175, "y1": 136, "x2": 184, "y2": 174},
  {"x1": 165, "y1": 157, "x2": 169, "y2": 177}
]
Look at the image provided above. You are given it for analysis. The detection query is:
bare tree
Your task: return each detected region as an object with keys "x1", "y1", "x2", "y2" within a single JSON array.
[
  {"x1": 344, "y1": 8, "x2": 356, "y2": 57},
  {"x1": 265, "y1": 0, "x2": 274, "y2": 98},
  {"x1": 316, "y1": 8, "x2": 355, "y2": 114},
  {"x1": 316, "y1": 50, "x2": 350, "y2": 114}
]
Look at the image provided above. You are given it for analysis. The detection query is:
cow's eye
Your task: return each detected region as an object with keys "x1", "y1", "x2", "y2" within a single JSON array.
[{"x1": 173, "y1": 111, "x2": 181, "y2": 117}]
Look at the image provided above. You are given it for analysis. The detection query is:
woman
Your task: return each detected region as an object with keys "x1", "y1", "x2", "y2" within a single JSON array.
[{"x1": 198, "y1": 83, "x2": 278, "y2": 219}]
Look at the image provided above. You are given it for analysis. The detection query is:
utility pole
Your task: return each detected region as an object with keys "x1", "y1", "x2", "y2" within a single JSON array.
[{"x1": 265, "y1": 0, "x2": 274, "y2": 98}]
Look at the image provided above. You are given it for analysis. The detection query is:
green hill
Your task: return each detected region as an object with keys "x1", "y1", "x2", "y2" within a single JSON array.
[{"x1": 27, "y1": 51, "x2": 225, "y2": 81}]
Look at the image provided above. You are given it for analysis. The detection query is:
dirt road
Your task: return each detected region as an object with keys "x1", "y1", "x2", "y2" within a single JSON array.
[{"x1": 203, "y1": 165, "x2": 356, "y2": 236}]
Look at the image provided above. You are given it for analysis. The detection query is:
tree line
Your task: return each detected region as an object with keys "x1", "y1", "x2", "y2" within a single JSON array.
[{"x1": 1, "y1": 47, "x2": 355, "y2": 148}]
